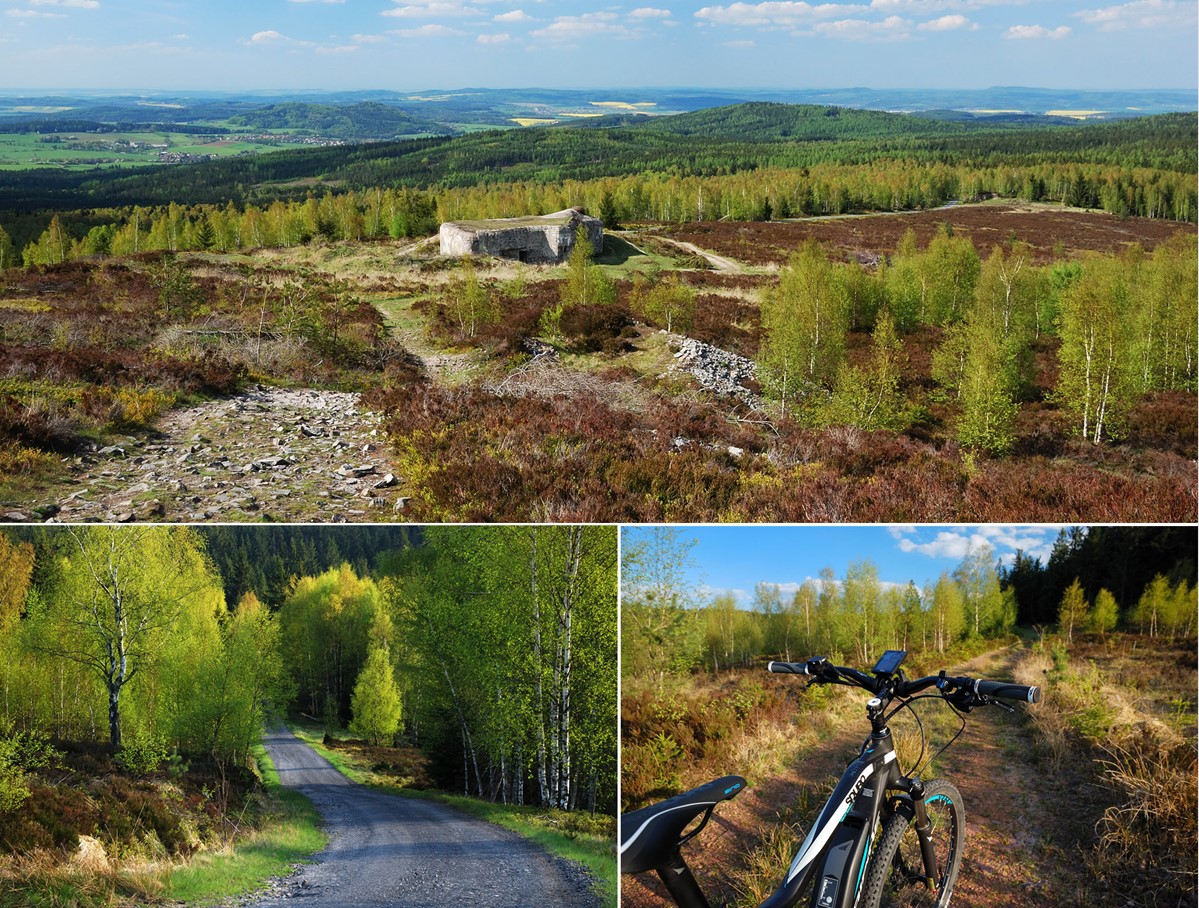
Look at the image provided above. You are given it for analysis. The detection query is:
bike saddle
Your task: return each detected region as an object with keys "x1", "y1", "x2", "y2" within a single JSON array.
[{"x1": 620, "y1": 775, "x2": 747, "y2": 873}]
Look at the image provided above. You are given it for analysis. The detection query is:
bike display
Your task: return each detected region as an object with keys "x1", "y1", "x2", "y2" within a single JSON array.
[{"x1": 620, "y1": 650, "x2": 1041, "y2": 908}]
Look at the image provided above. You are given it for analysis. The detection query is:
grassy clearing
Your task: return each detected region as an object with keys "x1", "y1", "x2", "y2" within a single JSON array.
[
  {"x1": 1013, "y1": 635, "x2": 1197, "y2": 905},
  {"x1": 163, "y1": 744, "x2": 326, "y2": 906},
  {"x1": 289, "y1": 723, "x2": 616, "y2": 907}
]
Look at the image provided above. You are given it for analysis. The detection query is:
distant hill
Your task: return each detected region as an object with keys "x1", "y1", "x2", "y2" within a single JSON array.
[
  {"x1": 631, "y1": 101, "x2": 973, "y2": 140},
  {"x1": 0, "y1": 103, "x2": 1193, "y2": 212},
  {"x1": 227, "y1": 101, "x2": 455, "y2": 139}
]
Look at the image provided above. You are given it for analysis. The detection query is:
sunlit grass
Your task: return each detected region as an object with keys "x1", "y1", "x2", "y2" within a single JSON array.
[{"x1": 163, "y1": 744, "x2": 326, "y2": 905}]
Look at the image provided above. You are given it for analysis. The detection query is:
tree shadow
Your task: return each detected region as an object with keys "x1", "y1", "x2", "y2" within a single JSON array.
[{"x1": 596, "y1": 234, "x2": 645, "y2": 266}]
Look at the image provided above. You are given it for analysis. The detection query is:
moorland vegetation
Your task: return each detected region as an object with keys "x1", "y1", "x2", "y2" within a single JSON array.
[{"x1": 0, "y1": 102, "x2": 1195, "y2": 522}]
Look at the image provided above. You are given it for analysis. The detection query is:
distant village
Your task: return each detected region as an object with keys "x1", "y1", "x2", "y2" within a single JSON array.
[{"x1": 37, "y1": 132, "x2": 350, "y2": 165}]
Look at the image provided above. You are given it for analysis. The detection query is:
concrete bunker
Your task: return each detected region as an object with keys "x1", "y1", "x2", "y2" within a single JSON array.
[{"x1": 438, "y1": 207, "x2": 603, "y2": 265}]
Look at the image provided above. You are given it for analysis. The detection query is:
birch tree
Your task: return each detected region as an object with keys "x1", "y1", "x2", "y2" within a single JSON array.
[
  {"x1": 1056, "y1": 256, "x2": 1136, "y2": 443},
  {"x1": 28, "y1": 527, "x2": 222, "y2": 751}
]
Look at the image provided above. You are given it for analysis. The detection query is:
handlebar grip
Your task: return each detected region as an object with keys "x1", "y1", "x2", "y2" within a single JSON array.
[
  {"x1": 767, "y1": 660, "x2": 811, "y2": 675},
  {"x1": 974, "y1": 679, "x2": 1041, "y2": 704}
]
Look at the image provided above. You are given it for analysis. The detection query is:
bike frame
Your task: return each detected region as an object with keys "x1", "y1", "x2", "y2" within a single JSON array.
[{"x1": 757, "y1": 706, "x2": 935, "y2": 908}]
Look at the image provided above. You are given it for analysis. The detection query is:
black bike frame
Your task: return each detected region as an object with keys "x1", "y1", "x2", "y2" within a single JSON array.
[{"x1": 758, "y1": 714, "x2": 928, "y2": 908}]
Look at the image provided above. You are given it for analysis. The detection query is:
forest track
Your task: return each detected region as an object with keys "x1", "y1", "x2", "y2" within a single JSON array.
[
  {"x1": 235, "y1": 726, "x2": 602, "y2": 908},
  {"x1": 623, "y1": 643, "x2": 1102, "y2": 907},
  {"x1": 648, "y1": 235, "x2": 745, "y2": 272},
  {"x1": 33, "y1": 386, "x2": 410, "y2": 524}
]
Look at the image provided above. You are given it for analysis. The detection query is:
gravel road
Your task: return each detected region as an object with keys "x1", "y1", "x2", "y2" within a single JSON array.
[{"x1": 245, "y1": 726, "x2": 603, "y2": 908}]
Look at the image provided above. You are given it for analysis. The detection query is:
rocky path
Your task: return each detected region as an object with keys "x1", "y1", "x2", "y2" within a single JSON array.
[{"x1": 27, "y1": 387, "x2": 409, "y2": 524}]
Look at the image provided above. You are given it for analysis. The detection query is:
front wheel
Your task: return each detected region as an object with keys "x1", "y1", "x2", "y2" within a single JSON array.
[{"x1": 858, "y1": 778, "x2": 965, "y2": 908}]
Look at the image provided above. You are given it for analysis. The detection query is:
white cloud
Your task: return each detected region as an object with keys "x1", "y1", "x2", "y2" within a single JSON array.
[
  {"x1": 384, "y1": 2, "x2": 483, "y2": 17},
  {"x1": 531, "y1": 11, "x2": 631, "y2": 40},
  {"x1": 250, "y1": 30, "x2": 293, "y2": 44},
  {"x1": 30, "y1": 0, "x2": 100, "y2": 7},
  {"x1": 890, "y1": 526, "x2": 1065, "y2": 567},
  {"x1": 872, "y1": 0, "x2": 1033, "y2": 9},
  {"x1": 477, "y1": 31, "x2": 511, "y2": 42},
  {"x1": 315, "y1": 43, "x2": 359, "y2": 53},
  {"x1": 918, "y1": 13, "x2": 977, "y2": 29},
  {"x1": 388, "y1": 23, "x2": 465, "y2": 36},
  {"x1": 813, "y1": 14, "x2": 910, "y2": 39},
  {"x1": 494, "y1": 8, "x2": 532, "y2": 20},
  {"x1": 1005, "y1": 23, "x2": 1070, "y2": 37},
  {"x1": 288, "y1": 0, "x2": 346, "y2": 4},
  {"x1": 1076, "y1": 0, "x2": 1193, "y2": 30},
  {"x1": 695, "y1": 1, "x2": 864, "y2": 29},
  {"x1": 630, "y1": 6, "x2": 673, "y2": 18},
  {"x1": 724, "y1": 37, "x2": 756, "y2": 45},
  {"x1": 7, "y1": 8, "x2": 66, "y2": 16}
]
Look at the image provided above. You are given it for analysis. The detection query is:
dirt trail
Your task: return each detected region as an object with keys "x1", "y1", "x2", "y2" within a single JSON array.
[
  {"x1": 649, "y1": 235, "x2": 745, "y2": 272},
  {"x1": 622, "y1": 645, "x2": 1099, "y2": 907},
  {"x1": 30, "y1": 387, "x2": 410, "y2": 524},
  {"x1": 226, "y1": 726, "x2": 601, "y2": 908}
]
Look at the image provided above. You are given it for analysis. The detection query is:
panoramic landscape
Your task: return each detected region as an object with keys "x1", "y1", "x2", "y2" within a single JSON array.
[{"x1": 0, "y1": 90, "x2": 1195, "y2": 521}]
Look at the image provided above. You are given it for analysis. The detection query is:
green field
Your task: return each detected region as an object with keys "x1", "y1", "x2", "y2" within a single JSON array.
[{"x1": 0, "y1": 130, "x2": 314, "y2": 171}]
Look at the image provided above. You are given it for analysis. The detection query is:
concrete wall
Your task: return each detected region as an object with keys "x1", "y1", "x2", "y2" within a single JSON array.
[{"x1": 438, "y1": 210, "x2": 603, "y2": 264}]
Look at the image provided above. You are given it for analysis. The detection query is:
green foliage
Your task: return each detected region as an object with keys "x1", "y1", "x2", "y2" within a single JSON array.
[
  {"x1": 632, "y1": 273, "x2": 696, "y2": 334},
  {"x1": 1058, "y1": 579, "x2": 1088, "y2": 643},
  {"x1": 278, "y1": 564, "x2": 383, "y2": 726},
  {"x1": 560, "y1": 227, "x2": 614, "y2": 309},
  {"x1": 444, "y1": 259, "x2": 499, "y2": 338},
  {"x1": 388, "y1": 526, "x2": 617, "y2": 813},
  {"x1": 1087, "y1": 588, "x2": 1119, "y2": 636},
  {"x1": 0, "y1": 722, "x2": 60, "y2": 813},
  {"x1": 115, "y1": 728, "x2": 169, "y2": 776},
  {"x1": 0, "y1": 225, "x2": 15, "y2": 271},
  {"x1": 350, "y1": 644, "x2": 402, "y2": 747},
  {"x1": 819, "y1": 311, "x2": 908, "y2": 431},
  {"x1": 758, "y1": 240, "x2": 849, "y2": 414},
  {"x1": 149, "y1": 254, "x2": 203, "y2": 318},
  {"x1": 954, "y1": 319, "x2": 1021, "y2": 454},
  {"x1": 21, "y1": 215, "x2": 71, "y2": 267},
  {"x1": 1055, "y1": 255, "x2": 1138, "y2": 443},
  {"x1": 26, "y1": 526, "x2": 226, "y2": 751},
  {"x1": 622, "y1": 528, "x2": 704, "y2": 681}
]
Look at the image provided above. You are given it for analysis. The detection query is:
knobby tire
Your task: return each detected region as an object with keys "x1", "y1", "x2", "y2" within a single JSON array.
[{"x1": 858, "y1": 778, "x2": 965, "y2": 908}]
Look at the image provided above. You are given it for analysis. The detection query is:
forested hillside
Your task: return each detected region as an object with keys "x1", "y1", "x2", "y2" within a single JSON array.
[
  {"x1": 227, "y1": 102, "x2": 454, "y2": 139},
  {"x1": 0, "y1": 107, "x2": 1193, "y2": 223}
]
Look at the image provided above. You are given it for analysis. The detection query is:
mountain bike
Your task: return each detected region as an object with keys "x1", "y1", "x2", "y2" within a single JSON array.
[{"x1": 620, "y1": 650, "x2": 1041, "y2": 908}]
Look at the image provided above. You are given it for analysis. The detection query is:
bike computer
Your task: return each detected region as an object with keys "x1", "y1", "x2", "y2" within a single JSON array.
[{"x1": 872, "y1": 650, "x2": 907, "y2": 676}]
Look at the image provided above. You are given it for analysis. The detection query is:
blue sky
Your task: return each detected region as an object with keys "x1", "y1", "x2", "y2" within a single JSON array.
[
  {"x1": 623, "y1": 524, "x2": 1071, "y2": 607},
  {"x1": 0, "y1": 0, "x2": 1194, "y2": 91}
]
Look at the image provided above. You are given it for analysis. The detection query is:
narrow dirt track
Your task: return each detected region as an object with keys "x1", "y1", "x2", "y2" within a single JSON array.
[{"x1": 246, "y1": 727, "x2": 602, "y2": 908}]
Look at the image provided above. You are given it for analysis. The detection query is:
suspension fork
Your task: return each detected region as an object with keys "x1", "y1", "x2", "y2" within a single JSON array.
[{"x1": 906, "y1": 779, "x2": 940, "y2": 892}]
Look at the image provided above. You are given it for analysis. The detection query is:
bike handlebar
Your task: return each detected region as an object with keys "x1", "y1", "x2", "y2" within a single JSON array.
[{"x1": 767, "y1": 658, "x2": 1040, "y2": 705}]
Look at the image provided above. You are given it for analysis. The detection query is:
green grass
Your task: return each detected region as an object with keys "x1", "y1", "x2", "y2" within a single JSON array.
[
  {"x1": 163, "y1": 744, "x2": 326, "y2": 905},
  {"x1": 289, "y1": 723, "x2": 617, "y2": 907}
]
